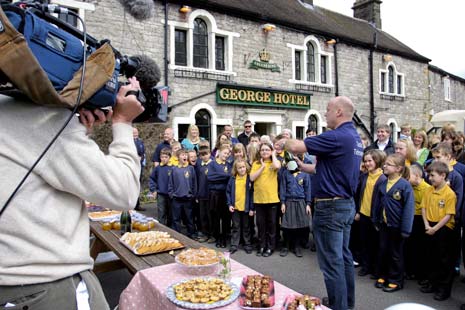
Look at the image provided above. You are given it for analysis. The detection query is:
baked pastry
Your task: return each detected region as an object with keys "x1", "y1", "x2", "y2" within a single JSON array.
[
  {"x1": 176, "y1": 247, "x2": 221, "y2": 266},
  {"x1": 120, "y1": 231, "x2": 183, "y2": 254},
  {"x1": 243, "y1": 275, "x2": 273, "y2": 308},
  {"x1": 173, "y1": 278, "x2": 233, "y2": 303}
]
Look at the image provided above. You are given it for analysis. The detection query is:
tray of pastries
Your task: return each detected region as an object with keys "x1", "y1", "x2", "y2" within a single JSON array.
[
  {"x1": 239, "y1": 275, "x2": 275, "y2": 309},
  {"x1": 175, "y1": 247, "x2": 222, "y2": 275},
  {"x1": 88, "y1": 209, "x2": 122, "y2": 221},
  {"x1": 281, "y1": 294, "x2": 322, "y2": 310},
  {"x1": 120, "y1": 231, "x2": 184, "y2": 255},
  {"x1": 166, "y1": 277, "x2": 240, "y2": 309}
]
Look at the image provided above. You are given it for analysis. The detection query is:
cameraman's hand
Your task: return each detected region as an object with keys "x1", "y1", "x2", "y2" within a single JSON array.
[
  {"x1": 112, "y1": 77, "x2": 145, "y2": 124},
  {"x1": 79, "y1": 108, "x2": 112, "y2": 133}
]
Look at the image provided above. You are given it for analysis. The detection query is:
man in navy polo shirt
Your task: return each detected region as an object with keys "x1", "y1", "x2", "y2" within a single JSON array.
[
  {"x1": 152, "y1": 127, "x2": 174, "y2": 167},
  {"x1": 285, "y1": 96, "x2": 363, "y2": 310}
]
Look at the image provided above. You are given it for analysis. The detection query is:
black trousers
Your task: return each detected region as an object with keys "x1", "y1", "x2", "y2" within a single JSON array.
[
  {"x1": 426, "y1": 223, "x2": 456, "y2": 296},
  {"x1": 255, "y1": 203, "x2": 278, "y2": 250},
  {"x1": 359, "y1": 214, "x2": 379, "y2": 274},
  {"x1": 209, "y1": 191, "x2": 231, "y2": 242},
  {"x1": 405, "y1": 215, "x2": 427, "y2": 279},
  {"x1": 198, "y1": 198, "x2": 210, "y2": 236},
  {"x1": 376, "y1": 224, "x2": 405, "y2": 286},
  {"x1": 282, "y1": 227, "x2": 306, "y2": 249},
  {"x1": 231, "y1": 210, "x2": 252, "y2": 249}
]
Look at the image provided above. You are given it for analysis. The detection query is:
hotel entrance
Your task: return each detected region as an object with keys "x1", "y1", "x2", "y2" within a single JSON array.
[{"x1": 254, "y1": 122, "x2": 275, "y2": 136}]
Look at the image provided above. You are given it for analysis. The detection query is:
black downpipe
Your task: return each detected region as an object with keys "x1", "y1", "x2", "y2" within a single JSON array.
[
  {"x1": 369, "y1": 49, "x2": 374, "y2": 142},
  {"x1": 164, "y1": 0, "x2": 169, "y2": 87},
  {"x1": 334, "y1": 42, "x2": 339, "y2": 96}
]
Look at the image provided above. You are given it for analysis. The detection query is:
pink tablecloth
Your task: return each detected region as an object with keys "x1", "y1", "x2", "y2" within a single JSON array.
[{"x1": 119, "y1": 259, "x2": 329, "y2": 310}]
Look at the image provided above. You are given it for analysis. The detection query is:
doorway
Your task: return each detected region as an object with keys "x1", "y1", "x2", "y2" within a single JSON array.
[{"x1": 254, "y1": 123, "x2": 275, "y2": 136}]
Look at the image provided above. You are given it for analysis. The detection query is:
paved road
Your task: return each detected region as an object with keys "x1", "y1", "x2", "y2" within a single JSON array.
[{"x1": 96, "y1": 204, "x2": 465, "y2": 310}]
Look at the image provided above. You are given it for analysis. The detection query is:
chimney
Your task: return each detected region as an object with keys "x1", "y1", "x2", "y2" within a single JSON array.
[{"x1": 352, "y1": 0, "x2": 382, "y2": 29}]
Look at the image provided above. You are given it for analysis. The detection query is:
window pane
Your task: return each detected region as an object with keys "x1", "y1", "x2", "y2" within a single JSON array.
[
  {"x1": 388, "y1": 66, "x2": 394, "y2": 93},
  {"x1": 308, "y1": 115, "x2": 318, "y2": 132},
  {"x1": 381, "y1": 72, "x2": 386, "y2": 92},
  {"x1": 306, "y1": 43, "x2": 315, "y2": 82},
  {"x1": 215, "y1": 37, "x2": 225, "y2": 71},
  {"x1": 320, "y1": 55, "x2": 327, "y2": 84},
  {"x1": 193, "y1": 18, "x2": 208, "y2": 68},
  {"x1": 175, "y1": 29, "x2": 187, "y2": 66},
  {"x1": 295, "y1": 51, "x2": 301, "y2": 80},
  {"x1": 195, "y1": 109, "x2": 211, "y2": 143},
  {"x1": 397, "y1": 75, "x2": 402, "y2": 95}
]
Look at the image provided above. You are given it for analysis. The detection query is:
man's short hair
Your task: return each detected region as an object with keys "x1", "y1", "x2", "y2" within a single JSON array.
[
  {"x1": 377, "y1": 124, "x2": 391, "y2": 133},
  {"x1": 244, "y1": 120, "x2": 252, "y2": 126}
]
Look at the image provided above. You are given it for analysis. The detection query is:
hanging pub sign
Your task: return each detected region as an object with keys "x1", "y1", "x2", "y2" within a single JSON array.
[
  {"x1": 248, "y1": 49, "x2": 281, "y2": 72},
  {"x1": 216, "y1": 83, "x2": 312, "y2": 110}
]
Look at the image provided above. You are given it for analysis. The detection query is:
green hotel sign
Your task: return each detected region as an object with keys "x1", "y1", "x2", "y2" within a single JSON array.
[{"x1": 216, "y1": 83, "x2": 311, "y2": 110}]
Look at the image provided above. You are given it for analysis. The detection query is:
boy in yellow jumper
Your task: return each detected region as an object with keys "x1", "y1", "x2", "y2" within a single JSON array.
[
  {"x1": 420, "y1": 161, "x2": 457, "y2": 301},
  {"x1": 405, "y1": 164, "x2": 431, "y2": 282}
]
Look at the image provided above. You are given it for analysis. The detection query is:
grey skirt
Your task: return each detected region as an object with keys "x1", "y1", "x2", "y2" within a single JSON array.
[{"x1": 281, "y1": 200, "x2": 310, "y2": 229}]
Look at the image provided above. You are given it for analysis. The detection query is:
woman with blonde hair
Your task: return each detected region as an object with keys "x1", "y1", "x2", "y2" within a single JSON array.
[
  {"x1": 395, "y1": 138, "x2": 417, "y2": 166},
  {"x1": 412, "y1": 130, "x2": 429, "y2": 166},
  {"x1": 181, "y1": 124, "x2": 205, "y2": 152}
]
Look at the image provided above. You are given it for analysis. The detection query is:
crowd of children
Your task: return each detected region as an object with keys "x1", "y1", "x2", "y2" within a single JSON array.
[{"x1": 148, "y1": 121, "x2": 465, "y2": 306}]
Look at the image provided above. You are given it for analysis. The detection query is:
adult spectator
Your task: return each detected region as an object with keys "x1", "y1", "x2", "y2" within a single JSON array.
[
  {"x1": 181, "y1": 124, "x2": 205, "y2": 153},
  {"x1": 152, "y1": 127, "x2": 174, "y2": 167},
  {"x1": 364, "y1": 124, "x2": 395, "y2": 155},
  {"x1": 0, "y1": 78, "x2": 143, "y2": 309},
  {"x1": 281, "y1": 128, "x2": 293, "y2": 139},
  {"x1": 306, "y1": 128, "x2": 317, "y2": 138},
  {"x1": 224, "y1": 124, "x2": 239, "y2": 145},
  {"x1": 238, "y1": 120, "x2": 256, "y2": 146},
  {"x1": 211, "y1": 133, "x2": 229, "y2": 158},
  {"x1": 285, "y1": 96, "x2": 363, "y2": 310},
  {"x1": 133, "y1": 127, "x2": 146, "y2": 211},
  {"x1": 412, "y1": 130, "x2": 429, "y2": 166}
]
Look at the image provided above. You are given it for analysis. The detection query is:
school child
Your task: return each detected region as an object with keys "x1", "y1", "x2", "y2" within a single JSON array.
[
  {"x1": 399, "y1": 123, "x2": 412, "y2": 140},
  {"x1": 168, "y1": 149, "x2": 197, "y2": 238},
  {"x1": 279, "y1": 157, "x2": 311, "y2": 258},
  {"x1": 355, "y1": 149, "x2": 387, "y2": 277},
  {"x1": 250, "y1": 142, "x2": 281, "y2": 257},
  {"x1": 187, "y1": 149, "x2": 200, "y2": 239},
  {"x1": 232, "y1": 143, "x2": 248, "y2": 162},
  {"x1": 247, "y1": 143, "x2": 260, "y2": 167},
  {"x1": 196, "y1": 146, "x2": 212, "y2": 243},
  {"x1": 372, "y1": 153, "x2": 414, "y2": 293},
  {"x1": 188, "y1": 150, "x2": 198, "y2": 166},
  {"x1": 395, "y1": 138, "x2": 417, "y2": 166},
  {"x1": 207, "y1": 145, "x2": 232, "y2": 248},
  {"x1": 405, "y1": 163, "x2": 431, "y2": 282},
  {"x1": 248, "y1": 133, "x2": 260, "y2": 146},
  {"x1": 226, "y1": 159, "x2": 254, "y2": 254},
  {"x1": 168, "y1": 141, "x2": 182, "y2": 166},
  {"x1": 149, "y1": 148, "x2": 172, "y2": 227},
  {"x1": 420, "y1": 161, "x2": 457, "y2": 301}
]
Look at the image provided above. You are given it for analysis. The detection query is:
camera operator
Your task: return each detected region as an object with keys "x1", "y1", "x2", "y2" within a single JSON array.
[{"x1": 0, "y1": 77, "x2": 144, "y2": 309}]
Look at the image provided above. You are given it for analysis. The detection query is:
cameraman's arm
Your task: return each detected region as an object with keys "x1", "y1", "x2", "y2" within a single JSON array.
[{"x1": 37, "y1": 78, "x2": 144, "y2": 210}]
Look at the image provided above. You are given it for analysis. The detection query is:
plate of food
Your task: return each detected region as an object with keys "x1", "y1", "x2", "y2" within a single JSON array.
[
  {"x1": 166, "y1": 277, "x2": 240, "y2": 309},
  {"x1": 238, "y1": 275, "x2": 275, "y2": 309},
  {"x1": 120, "y1": 231, "x2": 184, "y2": 255},
  {"x1": 281, "y1": 294, "x2": 322, "y2": 310},
  {"x1": 175, "y1": 248, "x2": 221, "y2": 275}
]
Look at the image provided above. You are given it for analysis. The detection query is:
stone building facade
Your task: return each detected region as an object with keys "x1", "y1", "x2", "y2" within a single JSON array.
[{"x1": 64, "y1": 0, "x2": 465, "y2": 146}]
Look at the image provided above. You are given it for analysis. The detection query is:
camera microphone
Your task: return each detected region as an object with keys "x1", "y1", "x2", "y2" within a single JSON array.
[
  {"x1": 118, "y1": 0, "x2": 154, "y2": 21},
  {"x1": 126, "y1": 54, "x2": 161, "y2": 92}
]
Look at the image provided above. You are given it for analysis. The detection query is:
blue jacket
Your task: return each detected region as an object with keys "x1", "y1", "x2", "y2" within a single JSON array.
[
  {"x1": 207, "y1": 159, "x2": 231, "y2": 191},
  {"x1": 372, "y1": 178, "x2": 415, "y2": 235},
  {"x1": 195, "y1": 159, "x2": 211, "y2": 199},
  {"x1": 134, "y1": 138, "x2": 145, "y2": 166},
  {"x1": 168, "y1": 165, "x2": 197, "y2": 199},
  {"x1": 149, "y1": 164, "x2": 171, "y2": 195},
  {"x1": 355, "y1": 172, "x2": 387, "y2": 216},
  {"x1": 151, "y1": 141, "x2": 171, "y2": 163},
  {"x1": 279, "y1": 170, "x2": 311, "y2": 205},
  {"x1": 447, "y1": 170, "x2": 463, "y2": 223},
  {"x1": 226, "y1": 176, "x2": 254, "y2": 212}
]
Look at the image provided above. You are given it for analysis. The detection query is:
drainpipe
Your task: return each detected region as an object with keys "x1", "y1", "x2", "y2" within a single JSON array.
[
  {"x1": 369, "y1": 26, "x2": 377, "y2": 142},
  {"x1": 334, "y1": 41, "x2": 339, "y2": 96},
  {"x1": 164, "y1": 0, "x2": 169, "y2": 87}
]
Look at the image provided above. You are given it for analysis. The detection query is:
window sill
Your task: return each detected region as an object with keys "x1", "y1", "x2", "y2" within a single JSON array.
[
  {"x1": 380, "y1": 93, "x2": 405, "y2": 101},
  {"x1": 171, "y1": 66, "x2": 236, "y2": 81}
]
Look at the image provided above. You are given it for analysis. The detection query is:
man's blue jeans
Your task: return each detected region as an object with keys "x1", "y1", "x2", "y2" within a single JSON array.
[{"x1": 313, "y1": 198, "x2": 355, "y2": 310}]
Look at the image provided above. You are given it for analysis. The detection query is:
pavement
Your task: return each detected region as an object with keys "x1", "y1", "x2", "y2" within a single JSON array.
[{"x1": 96, "y1": 203, "x2": 465, "y2": 310}]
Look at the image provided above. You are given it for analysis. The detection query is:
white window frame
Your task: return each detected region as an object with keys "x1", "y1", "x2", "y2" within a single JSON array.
[
  {"x1": 50, "y1": 0, "x2": 95, "y2": 31},
  {"x1": 291, "y1": 109, "x2": 326, "y2": 137},
  {"x1": 444, "y1": 76, "x2": 452, "y2": 101},
  {"x1": 167, "y1": 9, "x2": 239, "y2": 76},
  {"x1": 287, "y1": 35, "x2": 334, "y2": 87},
  {"x1": 379, "y1": 62, "x2": 405, "y2": 97}
]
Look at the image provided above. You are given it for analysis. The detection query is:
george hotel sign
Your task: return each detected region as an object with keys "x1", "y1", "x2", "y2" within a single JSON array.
[{"x1": 216, "y1": 83, "x2": 312, "y2": 110}]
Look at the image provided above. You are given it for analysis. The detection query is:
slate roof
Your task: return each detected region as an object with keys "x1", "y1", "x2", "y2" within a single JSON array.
[{"x1": 171, "y1": 0, "x2": 430, "y2": 63}]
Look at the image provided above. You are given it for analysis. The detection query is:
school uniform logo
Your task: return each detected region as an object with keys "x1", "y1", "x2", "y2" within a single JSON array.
[
  {"x1": 184, "y1": 171, "x2": 190, "y2": 178},
  {"x1": 392, "y1": 190, "x2": 402, "y2": 201},
  {"x1": 298, "y1": 178, "x2": 304, "y2": 185},
  {"x1": 224, "y1": 166, "x2": 228, "y2": 173},
  {"x1": 438, "y1": 199, "x2": 445, "y2": 208},
  {"x1": 168, "y1": 170, "x2": 172, "y2": 176},
  {"x1": 205, "y1": 168, "x2": 208, "y2": 175}
]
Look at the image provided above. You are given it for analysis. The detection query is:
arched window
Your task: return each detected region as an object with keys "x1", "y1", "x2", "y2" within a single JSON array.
[
  {"x1": 388, "y1": 66, "x2": 394, "y2": 94},
  {"x1": 193, "y1": 18, "x2": 208, "y2": 68},
  {"x1": 306, "y1": 42, "x2": 315, "y2": 82},
  {"x1": 195, "y1": 109, "x2": 211, "y2": 143},
  {"x1": 307, "y1": 114, "x2": 318, "y2": 132}
]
